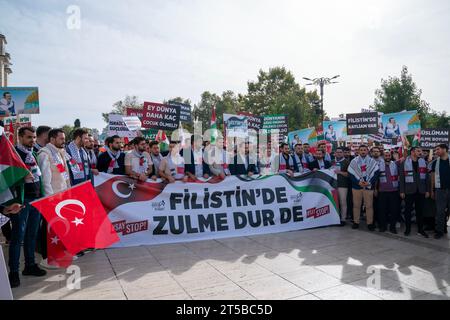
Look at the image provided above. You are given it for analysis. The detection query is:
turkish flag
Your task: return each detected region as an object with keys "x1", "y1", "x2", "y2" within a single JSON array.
[
  {"x1": 31, "y1": 182, "x2": 120, "y2": 255},
  {"x1": 47, "y1": 225, "x2": 73, "y2": 268},
  {"x1": 94, "y1": 175, "x2": 164, "y2": 214}
]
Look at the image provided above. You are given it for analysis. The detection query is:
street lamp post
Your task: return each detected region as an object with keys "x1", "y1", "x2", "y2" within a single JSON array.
[{"x1": 303, "y1": 75, "x2": 340, "y2": 126}]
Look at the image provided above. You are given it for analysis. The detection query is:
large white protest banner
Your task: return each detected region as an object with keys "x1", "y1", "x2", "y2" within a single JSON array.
[{"x1": 93, "y1": 171, "x2": 340, "y2": 247}]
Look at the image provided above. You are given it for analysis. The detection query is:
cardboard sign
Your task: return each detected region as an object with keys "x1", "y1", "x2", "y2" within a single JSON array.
[
  {"x1": 142, "y1": 102, "x2": 180, "y2": 130},
  {"x1": 168, "y1": 101, "x2": 192, "y2": 123},
  {"x1": 346, "y1": 112, "x2": 379, "y2": 135},
  {"x1": 420, "y1": 129, "x2": 450, "y2": 149}
]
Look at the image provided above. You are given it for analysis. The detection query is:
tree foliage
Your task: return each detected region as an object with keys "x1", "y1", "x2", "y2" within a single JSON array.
[
  {"x1": 102, "y1": 95, "x2": 143, "y2": 123},
  {"x1": 243, "y1": 67, "x2": 322, "y2": 129},
  {"x1": 373, "y1": 65, "x2": 449, "y2": 128},
  {"x1": 373, "y1": 66, "x2": 429, "y2": 119}
]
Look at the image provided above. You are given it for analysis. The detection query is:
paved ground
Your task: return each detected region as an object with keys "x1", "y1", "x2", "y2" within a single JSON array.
[{"x1": 5, "y1": 223, "x2": 450, "y2": 300}]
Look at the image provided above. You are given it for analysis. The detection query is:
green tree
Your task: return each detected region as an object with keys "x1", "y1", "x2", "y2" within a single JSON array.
[
  {"x1": 61, "y1": 124, "x2": 74, "y2": 139},
  {"x1": 423, "y1": 110, "x2": 450, "y2": 129},
  {"x1": 192, "y1": 91, "x2": 221, "y2": 130},
  {"x1": 74, "y1": 119, "x2": 81, "y2": 128},
  {"x1": 243, "y1": 66, "x2": 322, "y2": 129},
  {"x1": 373, "y1": 66, "x2": 430, "y2": 120},
  {"x1": 102, "y1": 95, "x2": 143, "y2": 123}
]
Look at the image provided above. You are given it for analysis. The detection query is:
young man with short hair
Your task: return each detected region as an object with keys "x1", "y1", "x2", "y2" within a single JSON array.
[
  {"x1": 399, "y1": 147, "x2": 430, "y2": 238},
  {"x1": 376, "y1": 150, "x2": 400, "y2": 233},
  {"x1": 430, "y1": 144, "x2": 450, "y2": 239},
  {"x1": 348, "y1": 145, "x2": 380, "y2": 231},
  {"x1": 33, "y1": 125, "x2": 51, "y2": 152},
  {"x1": 159, "y1": 141, "x2": 188, "y2": 183},
  {"x1": 181, "y1": 135, "x2": 211, "y2": 180},
  {"x1": 277, "y1": 143, "x2": 298, "y2": 176},
  {"x1": 125, "y1": 137, "x2": 153, "y2": 181},
  {"x1": 333, "y1": 147, "x2": 350, "y2": 226},
  {"x1": 9, "y1": 127, "x2": 47, "y2": 288},
  {"x1": 149, "y1": 141, "x2": 164, "y2": 179},
  {"x1": 293, "y1": 143, "x2": 310, "y2": 174},
  {"x1": 229, "y1": 142, "x2": 258, "y2": 176},
  {"x1": 37, "y1": 128, "x2": 72, "y2": 269},
  {"x1": 97, "y1": 135, "x2": 126, "y2": 175},
  {"x1": 309, "y1": 149, "x2": 332, "y2": 171},
  {"x1": 66, "y1": 128, "x2": 91, "y2": 185},
  {"x1": 302, "y1": 143, "x2": 315, "y2": 163}
]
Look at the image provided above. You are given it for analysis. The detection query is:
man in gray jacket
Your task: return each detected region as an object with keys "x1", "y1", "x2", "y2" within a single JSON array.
[{"x1": 399, "y1": 147, "x2": 430, "y2": 238}]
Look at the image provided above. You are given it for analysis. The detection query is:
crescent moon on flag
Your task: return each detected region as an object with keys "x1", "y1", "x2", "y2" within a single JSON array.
[
  {"x1": 112, "y1": 181, "x2": 132, "y2": 199},
  {"x1": 55, "y1": 199, "x2": 86, "y2": 220},
  {"x1": 47, "y1": 216, "x2": 71, "y2": 237}
]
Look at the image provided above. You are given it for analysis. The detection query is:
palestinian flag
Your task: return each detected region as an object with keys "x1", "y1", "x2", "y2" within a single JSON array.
[
  {"x1": 155, "y1": 130, "x2": 170, "y2": 152},
  {"x1": 0, "y1": 129, "x2": 29, "y2": 204},
  {"x1": 210, "y1": 105, "x2": 218, "y2": 145}
]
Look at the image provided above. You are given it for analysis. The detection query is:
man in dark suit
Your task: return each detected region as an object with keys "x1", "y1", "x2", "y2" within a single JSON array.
[
  {"x1": 308, "y1": 149, "x2": 332, "y2": 171},
  {"x1": 97, "y1": 135, "x2": 126, "y2": 175},
  {"x1": 229, "y1": 142, "x2": 258, "y2": 176},
  {"x1": 180, "y1": 135, "x2": 210, "y2": 180}
]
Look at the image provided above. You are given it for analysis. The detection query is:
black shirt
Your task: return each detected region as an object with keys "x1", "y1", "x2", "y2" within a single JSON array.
[
  {"x1": 431, "y1": 158, "x2": 450, "y2": 189},
  {"x1": 335, "y1": 158, "x2": 350, "y2": 188},
  {"x1": 97, "y1": 152, "x2": 126, "y2": 175}
]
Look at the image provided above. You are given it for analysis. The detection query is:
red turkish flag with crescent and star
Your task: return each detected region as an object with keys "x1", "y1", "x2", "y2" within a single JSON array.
[
  {"x1": 31, "y1": 181, "x2": 120, "y2": 255},
  {"x1": 94, "y1": 175, "x2": 164, "y2": 214}
]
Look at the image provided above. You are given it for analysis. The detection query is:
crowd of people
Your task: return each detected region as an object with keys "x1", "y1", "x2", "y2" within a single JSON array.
[{"x1": 1, "y1": 125, "x2": 450, "y2": 289}]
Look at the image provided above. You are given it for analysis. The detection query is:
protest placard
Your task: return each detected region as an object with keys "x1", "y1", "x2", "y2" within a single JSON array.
[
  {"x1": 346, "y1": 112, "x2": 379, "y2": 135},
  {"x1": 142, "y1": 102, "x2": 180, "y2": 130}
]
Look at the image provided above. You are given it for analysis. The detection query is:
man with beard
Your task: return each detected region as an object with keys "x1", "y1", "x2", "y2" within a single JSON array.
[
  {"x1": 348, "y1": 145, "x2": 380, "y2": 231},
  {"x1": 181, "y1": 135, "x2": 210, "y2": 180},
  {"x1": 84, "y1": 134, "x2": 99, "y2": 180},
  {"x1": 37, "y1": 129, "x2": 72, "y2": 269},
  {"x1": 66, "y1": 128, "x2": 91, "y2": 185},
  {"x1": 399, "y1": 147, "x2": 430, "y2": 238},
  {"x1": 309, "y1": 149, "x2": 332, "y2": 171},
  {"x1": 302, "y1": 143, "x2": 315, "y2": 163},
  {"x1": 277, "y1": 143, "x2": 298, "y2": 176},
  {"x1": 8, "y1": 127, "x2": 47, "y2": 288},
  {"x1": 149, "y1": 141, "x2": 164, "y2": 179},
  {"x1": 376, "y1": 150, "x2": 400, "y2": 233},
  {"x1": 293, "y1": 143, "x2": 310, "y2": 174},
  {"x1": 97, "y1": 135, "x2": 126, "y2": 175},
  {"x1": 333, "y1": 147, "x2": 350, "y2": 226},
  {"x1": 430, "y1": 144, "x2": 450, "y2": 239},
  {"x1": 125, "y1": 137, "x2": 153, "y2": 181}
]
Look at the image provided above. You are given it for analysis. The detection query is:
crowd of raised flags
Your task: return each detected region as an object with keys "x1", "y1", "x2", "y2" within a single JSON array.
[{"x1": 0, "y1": 117, "x2": 449, "y2": 290}]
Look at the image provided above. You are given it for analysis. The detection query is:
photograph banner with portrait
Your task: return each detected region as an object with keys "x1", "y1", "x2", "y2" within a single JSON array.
[{"x1": 0, "y1": 87, "x2": 39, "y2": 116}]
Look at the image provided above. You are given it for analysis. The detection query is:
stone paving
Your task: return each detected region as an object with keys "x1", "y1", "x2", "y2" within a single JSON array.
[{"x1": 5, "y1": 223, "x2": 450, "y2": 300}]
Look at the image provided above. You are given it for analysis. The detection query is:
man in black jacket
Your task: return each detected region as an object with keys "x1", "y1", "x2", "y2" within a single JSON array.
[
  {"x1": 180, "y1": 135, "x2": 210, "y2": 180},
  {"x1": 308, "y1": 149, "x2": 332, "y2": 171},
  {"x1": 97, "y1": 135, "x2": 126, "y2": 175},
  {"x1": 10, "y1": 127, "x2": 47, "y2": 288},
  {"x1": 229, "y1": 142, "x2": 258, "y2": 176}
]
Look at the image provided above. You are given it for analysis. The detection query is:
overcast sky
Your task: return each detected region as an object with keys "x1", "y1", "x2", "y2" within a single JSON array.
[{"x1": 1, "y1": 0, "x2": 449, "y2": 131}]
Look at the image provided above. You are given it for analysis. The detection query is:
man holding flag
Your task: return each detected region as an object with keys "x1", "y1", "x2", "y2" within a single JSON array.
[
  {"x1": 0, "y1": 126, "x2": 46, "y2": 288},
  {"x1": 37, "y1": 129, "x2": 73, "y2": 268}
]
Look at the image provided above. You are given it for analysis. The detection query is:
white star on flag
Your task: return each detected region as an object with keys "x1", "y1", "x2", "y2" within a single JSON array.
[
  {"x1": 51, "y1": 236, "x2": 59, "y2": 245},
  {"x1": 128, "y1": 183, "x2": 136, "y2": 191},
  {"x1": 72, "y1": 217, "x2": 84, "y2": 227}
]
